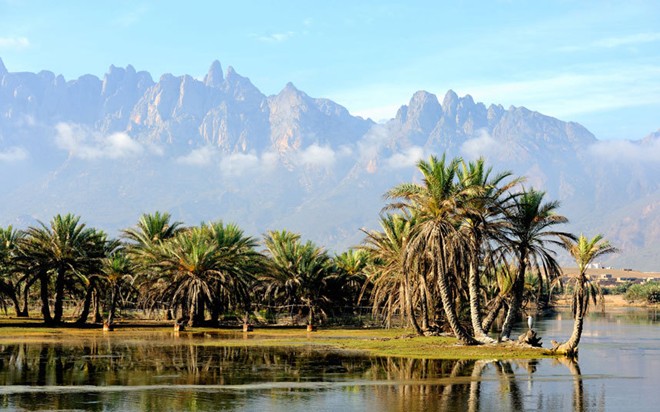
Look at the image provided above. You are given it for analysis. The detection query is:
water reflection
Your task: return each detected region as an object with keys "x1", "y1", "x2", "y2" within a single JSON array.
[
  {"x1": 0, "y1": 341, "x2": 591, "y2": 411},
  {"x1": 0, "y1": 307, "x2": 657, "y2": 411}
]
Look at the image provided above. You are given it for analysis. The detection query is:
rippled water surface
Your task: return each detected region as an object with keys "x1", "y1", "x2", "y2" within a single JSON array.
[{"x1": 0, "y1": 309, "x2": 657, "y2": 411}]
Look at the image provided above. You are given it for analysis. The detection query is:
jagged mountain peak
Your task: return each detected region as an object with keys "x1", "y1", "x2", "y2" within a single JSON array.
[
  {"x1": 0, "y1": 57, "x2": 7, "y2": 75},
  {"x1": 442, "y1": 89, "x2": 459, "y2": 110},
  {"x1": 204, "y1": 60, "x2": 223, "y2": 87}
]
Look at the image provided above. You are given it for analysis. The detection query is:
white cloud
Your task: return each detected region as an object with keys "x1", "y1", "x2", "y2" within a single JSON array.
[
  {"x1": 588, "y1": 139, "x2": 660, "y2": 163},
  {"x1": 460, "y1": 130, "x2": 504, "y2": 160},
  {"x1": 357, "y1": 124, "x2": 391, "y2": 161},
  {"x1": 459, "y1": 65, "x2": 660, "y2": 119},
  {"x1": 54, "y1": 123, "x2": 144, "y2": 160},
  {"x1": 220, "y1": 152, "x2": 260, "y2": 176},
  {"x1": 0, "y1": 146, "x2": 28, "y2": 162},
  {"x1": 594, "y1": 32, "x2": 660, "y2": 49},
  {"x1": 176, "y1": 146, "x2": 218, "y2": 166},
  {"x1": 256, "y1": 31, "x2": 294, "y2": 43},
  {"x1": 0, "y1": 36, "x2": 29, "y2": 50},
  {"x1": 385, "y1": 146, "x2": 424, "y2": 169},
  {"x1": 295, "y1": 144, "x2": 336, "y2": 168}
]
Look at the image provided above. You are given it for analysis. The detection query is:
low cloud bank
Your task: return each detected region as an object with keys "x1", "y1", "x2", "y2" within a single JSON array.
[{"x1": 55, "y1": 123, "x2": 146, "y2": 160}]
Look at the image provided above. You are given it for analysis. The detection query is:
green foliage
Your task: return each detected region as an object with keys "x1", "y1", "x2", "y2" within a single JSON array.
[{"x1": 625, "y1": 282, "x2": 660, "y2": 304}]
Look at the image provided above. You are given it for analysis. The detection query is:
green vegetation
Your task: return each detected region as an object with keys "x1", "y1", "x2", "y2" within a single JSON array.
[
  {"x1": 625, "y1": 282, "x2": 660, "y2": 304},
  {"x1": 0, "y1": 154, "x2": 618, "y2": 356}
]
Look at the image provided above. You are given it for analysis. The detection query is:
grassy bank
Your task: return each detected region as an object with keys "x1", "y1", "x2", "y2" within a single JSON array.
[{"x1": 0, "y1": 319, "x2": 554, "y2": 360}]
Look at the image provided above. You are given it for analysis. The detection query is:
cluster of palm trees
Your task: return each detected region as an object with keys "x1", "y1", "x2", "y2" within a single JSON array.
[
  {"x1": 362, "y1": 154, "x2": 616, "y2": 353},
  {"x1": 0, "y1": 154, "x2": 616, "y2": 354},
  {"x1": 0, "y1": 212, "x2": 364, "y2": 329}
]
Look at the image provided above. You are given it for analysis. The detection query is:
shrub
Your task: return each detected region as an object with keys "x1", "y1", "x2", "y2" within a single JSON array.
[{"x1": 624, "y1": 282, "x2": 660, "y2": 303}]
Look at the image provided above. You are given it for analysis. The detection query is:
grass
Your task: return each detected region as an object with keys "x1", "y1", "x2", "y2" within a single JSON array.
[{"x1": 0, "y1": 317, "x2": 556, "y2": 360}]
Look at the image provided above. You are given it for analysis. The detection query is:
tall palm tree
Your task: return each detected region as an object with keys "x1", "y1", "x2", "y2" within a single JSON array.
[
  {"x1": 361, "y1": 214, "x2": 420, "y2": 332},
  {"x1": 457, "y1": 158, "x2": 520, "y2": 341},
  {"x1": 553, "y1": 234, "x2": 618, "y2": 355},
  {"x1": 20, "y1": 214, "x2": 106, "y2": 325},
  {"x1": 262, "y1": 230, "x2": 333, "y2": 329},
  {"x1": 499, "y1": 189, "x2": 571, "y2": 340},
  {"x1": 387, "y1": 155, "x2": 478, "y2": 345}
]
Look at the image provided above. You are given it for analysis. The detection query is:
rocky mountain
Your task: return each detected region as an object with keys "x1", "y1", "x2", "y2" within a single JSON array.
[{"x1": 0, "y1": 57, "x2": 657, "y2": 270}]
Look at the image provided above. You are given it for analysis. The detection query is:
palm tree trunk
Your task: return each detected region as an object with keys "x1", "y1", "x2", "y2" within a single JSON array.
[
  {"x1": 308, "y1": 303, "x2": 314, "y2": 326},
  {"x1": 0, "y1": 280, "x2": 22, "y2": 317},
  {"x1": 20, "y1": 276, "x2": 37, "y2": 317},
  {"x1": 437, "y1": 261, "x2": 478, "y2": 345},
  {"x1": 93, "y1": 291, "x2": 103, "y2": 323},
  {"x1": 403, "y1": 269, "x2": 423, "y2": 335},
  {"x1": 39, "y1": 271, "x2": 53, "y2": 324},
  {"x1": 500, "y1": 258, "x2": 526, "y2": 340},
  {"x1": 555, "y1": 282, "x2": 586, "y2": 356},
  {"x1": 107, "y1": 284, "x2": 118, "y2": 325},
  {"x1": 53, "y1": 267, "x2": 66, "y2": 324},
  {"x1": 468, "y1": 259, "x2": 489, "y2": 339},
  {"x1": 481, "y1": 295, "x2": 504, "y2": 334},
  {"x1": 418, "y1": 273, "x2": 430, "y2": 331},
  {"x1": 76, "y1": 281, "x2": 94, "y2": 324}
]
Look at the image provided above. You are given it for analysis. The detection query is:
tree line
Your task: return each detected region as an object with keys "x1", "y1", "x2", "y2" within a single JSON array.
[{"x1": 0, "y1": 155, "x2": 617, "y2": 355}]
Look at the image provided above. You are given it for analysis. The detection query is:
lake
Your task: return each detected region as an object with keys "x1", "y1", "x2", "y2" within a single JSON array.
[{"x1": 0, "y1": 308, "x2": 657, "y2": 411}]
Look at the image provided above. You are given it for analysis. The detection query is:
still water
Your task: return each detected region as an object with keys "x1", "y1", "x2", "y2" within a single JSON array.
[{"x1": 0, "y1": 309, "x2": 657, "y2": 411}]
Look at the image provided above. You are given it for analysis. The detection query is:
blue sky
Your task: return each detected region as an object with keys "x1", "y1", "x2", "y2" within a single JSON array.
[{"x1": 1, "y1": 0, "x2": 659, "y2": 140}]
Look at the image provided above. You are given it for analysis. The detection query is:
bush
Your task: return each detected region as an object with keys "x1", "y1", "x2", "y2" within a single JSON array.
[{"x1": 624, "y1": 282, "x2": 660, "y2": 303}]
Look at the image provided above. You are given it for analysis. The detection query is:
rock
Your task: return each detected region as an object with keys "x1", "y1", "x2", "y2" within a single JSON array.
[{"x1": 518, "y1": 329, "x2": 543, "y2": 347}]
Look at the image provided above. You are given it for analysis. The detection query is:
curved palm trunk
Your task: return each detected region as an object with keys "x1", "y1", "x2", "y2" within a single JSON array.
[
  {"x1": 481, "y1": 295, "x2": 504, "y2": 334},
  {"x1": 437, "y1": 261, "x2": 478, "y2": 345},
  {"x1": 500, "y1": 256, "x2": 526, "y2": 340},
  {"x1": 555, "y1": 281, "x2": 587, "y2": 356},
  {"x1": 0, "y1": 280, "x2": 22, "y2": 317}
]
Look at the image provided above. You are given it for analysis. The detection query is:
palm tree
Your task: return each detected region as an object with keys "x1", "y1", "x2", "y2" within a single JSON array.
[
  {"x1": 329, "y1": 249, "x2": 369, "y2": 316},
  {"x1": 75, "y1": 231, "x2": 118, "y2": 325},
  {"x1": 457, "y1": 158, "x2": 520, "y2": 341},
  {"x1": 361, "y1": 214, "x2": 421, "y2": 331},
  {"x1": 100, "y1": 248, "x2": 133, "y2": 326},
  {"x1": 149, "y1": 227, "x2": 222, "y2": 326},
  {"x1": 122, "y1": 211, "x2": 183, "y2": 316},
  {"x1": 0, "y1": 226, "x2": 25, "y2": 316},
  {"x1": 262, "y1": 230, "x2": 333, "y2": 329},
  {"x1": 553, "y1": 234, "x2": 618, "y2": 355},
  {"x1": 20, "y1": 214, "x2": 106, "y2": 325},
  {"x1": 387, "y1": 155, "x2": 478, "y2": 345},
  {"x1": 499, "y1": 189, "x2": 571, "y2": 340},
  {"x1": 202, "y1": 221, "x2": 263, "y2": 326}
]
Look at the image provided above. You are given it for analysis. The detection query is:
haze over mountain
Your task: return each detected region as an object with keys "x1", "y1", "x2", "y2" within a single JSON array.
[{"x1": 0, "y1": 58, "x2": 658, "y2": 270}]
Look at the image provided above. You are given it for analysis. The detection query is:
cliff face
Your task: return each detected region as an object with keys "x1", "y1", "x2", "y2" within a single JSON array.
[{"x1": 0, "y1": 58, "x2": 657, "y2": 270}]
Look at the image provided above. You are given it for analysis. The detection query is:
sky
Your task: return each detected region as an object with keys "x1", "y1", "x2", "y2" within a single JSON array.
[{"x1": 0, "y1": 0, "x2": 659, "y2": 140}]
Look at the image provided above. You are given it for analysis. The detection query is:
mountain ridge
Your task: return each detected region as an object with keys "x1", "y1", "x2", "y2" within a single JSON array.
[{"x1": 0, "y1": 58, "x2": 657, "y2": 270}]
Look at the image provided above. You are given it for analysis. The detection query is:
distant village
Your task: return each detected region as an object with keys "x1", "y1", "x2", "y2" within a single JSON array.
[{"x1": 573, "y1": 263, "x2": 660, "y2": 286}]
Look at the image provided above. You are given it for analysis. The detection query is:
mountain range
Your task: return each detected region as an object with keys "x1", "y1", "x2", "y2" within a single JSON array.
[{"x1": 0, "y1": 58, "x2": 658, "y2": 270}]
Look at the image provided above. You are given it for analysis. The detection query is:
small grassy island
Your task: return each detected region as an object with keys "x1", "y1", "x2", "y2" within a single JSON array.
[{"x1": 1, "y1": 154, "x2": 646, "y2": 360}]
